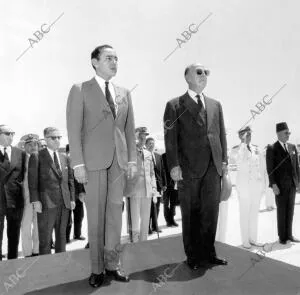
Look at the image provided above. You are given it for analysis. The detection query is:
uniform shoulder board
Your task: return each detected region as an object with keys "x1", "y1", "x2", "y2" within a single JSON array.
[{"x1": 232, "y1": 145, "x2": 239, "y2": 149}]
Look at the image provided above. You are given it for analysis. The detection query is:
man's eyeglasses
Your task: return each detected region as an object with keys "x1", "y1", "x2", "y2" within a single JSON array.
[
  {"x1": 196, "y1": 69, "x2": 210, "y2": 76},
  {"x1": 0, "y1": 132, "x2": 15, "y2": 136},
  {"x1": 47, "y1": 136, "x2": 62, "y2": 140},
  {"x1": 105, "y1": 56, "x2": 118, "y2": 63}
]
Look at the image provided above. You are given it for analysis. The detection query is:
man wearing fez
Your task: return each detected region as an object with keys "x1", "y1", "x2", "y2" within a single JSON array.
[
  {"x1": 233, "y1": 126, "x2": 265, "y2": 248},
  {"x1": 266, "y1": 122, "x2": 300, "y2": 244},
  {"x1": 0, "y1": 125, "x2": 26, "y2": 260},
  {"x1": 28, "y1": 127, "x2": 75, "y2": 255},
  {"x1": 21, "y1": 134, "x2": 40, "y2": 257},
  {"x1": 66, "y1": 45, "x2": 137, "y2": 288}
]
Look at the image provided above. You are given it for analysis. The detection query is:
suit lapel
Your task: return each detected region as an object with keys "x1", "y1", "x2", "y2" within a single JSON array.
[
  {"x1": 113, "y1": 84, "x2": 127, "y2": 121},
  {"x1": 9, "y1": 147, "x2": 17, "y2": 171},
  {"x1": 45, "y1": 149, "x2": 61, "y2": 179},
  {"x1": 181, "y1": 92, "x2": 204, "y2": 127},
  {"x1": 204, "y1": 94, "x2": 212, "y2": 130}
]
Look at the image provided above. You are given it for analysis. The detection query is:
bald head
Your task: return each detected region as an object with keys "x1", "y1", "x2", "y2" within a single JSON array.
[{"x1": 184, "y1": 63, "x2": 210, "y2": 93}]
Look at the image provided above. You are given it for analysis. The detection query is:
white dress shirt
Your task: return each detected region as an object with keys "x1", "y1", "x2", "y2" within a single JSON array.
[
  {"x1": 279, "y1": 141, "x2": 289, "y2": 152},
  {"x1": 47, "y1": 148, "x2": 61, "y2": 170},
  {"x1": 95, "y1": 75, "x2": 118, "y2": 114},
  {"x1": 187, "y1": 89, "x2": 206, "y2": 109},
  {"x1": 0, "y1": 145, "x2": 12, "y2": 161}
]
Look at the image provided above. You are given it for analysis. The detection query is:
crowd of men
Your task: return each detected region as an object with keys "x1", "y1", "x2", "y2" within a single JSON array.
[{"x1": 0, "y1": 43, "x2": 299, "y2": 290}]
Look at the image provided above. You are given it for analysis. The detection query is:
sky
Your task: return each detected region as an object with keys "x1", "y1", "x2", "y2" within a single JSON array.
[{"x1": 1, "y1": 0, "x2": 300, "y2": 150}]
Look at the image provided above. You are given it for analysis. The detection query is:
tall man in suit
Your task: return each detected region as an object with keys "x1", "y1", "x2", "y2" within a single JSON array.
[
  {"x1": 66, "y1": 45, "x2": 137, "y2": 288},
  {"x1": 164, "y1": 64, "x2": 228, "y2": 270},
  {"x1": 21, "y1": 134, "x2": 40, "y2": 257},
  {"x1": 145, "y1": 137, "x2": 163, "y2": 234},
  {"x1": 0, "y1": 125, "x2": 26, "y2": 260},
  {"x1": 266, "y1": 122, "x2": 300, "y2": 244},
  {"x1": 28, "y1": 127, "x2": 75, "y2": 255}
]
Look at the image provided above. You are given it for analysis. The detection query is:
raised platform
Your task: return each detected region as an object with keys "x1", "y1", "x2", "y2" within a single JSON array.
[{"x1": 0, "y1": 234, "x2": 300, "y2": 295}]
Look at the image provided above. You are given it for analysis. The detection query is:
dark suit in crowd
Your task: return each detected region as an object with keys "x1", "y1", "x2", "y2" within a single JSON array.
[
  {"x1": 161, "y1": 153, "x2": 178, "y2": 225},
  {"x1": 266, "y1": 140, "x2": 299, "y2": 242},
  {"x1": 0, "y1": 147, "x2": 26, "y2": 260},
  {"x1": 28, "y1": 148, "x2": 75, "y2": 254}
]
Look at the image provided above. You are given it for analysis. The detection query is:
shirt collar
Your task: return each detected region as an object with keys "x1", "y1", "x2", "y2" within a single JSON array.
[
  {"x1": 0, "y1": 145, "x2": 11, "y2": 153},
  {"x1": 95, "y1": 75, "x2": 107, "y2": 88},
  {"x1": 279, "y1": 140, "x2": 288, "y2": 147},
  {"x1": 47, "y1": 147, "x2": 57, "y2": 156},
  {"x1": 187, "y1": 89, "x2": 205, "y2": 107}
]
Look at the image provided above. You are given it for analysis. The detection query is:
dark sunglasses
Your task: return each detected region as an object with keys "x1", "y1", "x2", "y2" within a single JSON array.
[
  {"x1": 0, "y1": 132, "x2": 15, "y2": 136},
  {"x1": 196, "y1": 69, "x2": 210, "y2": 76},
  {"x1": 47, "y1": 136, "x2": 62, "y2": 140}
]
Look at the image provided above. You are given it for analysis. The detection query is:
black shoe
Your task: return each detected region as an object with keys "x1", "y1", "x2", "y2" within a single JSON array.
[
  {"x1": 74, "y1": 236, "x2": 86, "y2": 241},
  {"x1": 32, "y1": 253, "x2": 39, "y2": 257},
  {"x1": 89, "y1": 273, "x2": 105, "y2": 288},
  {"x1": 185, "y1": 259, "x2": 200, "y2": 270},
  {"x1": 170, "y1": 221, "x2": 179, "y2": 227},
  {"x1": 148, "y1": 229, "x2": 153, "y2": 235},
  {"x1": 85, "y1": 243, "x2": 89, "y2": 249},
  {"x1": 279, "y1": 239, "x2": 287, "y2": 244},
  {"x1": 288, "y1": 237, "x2": 300, "y2": 243},
  {"x1": 153, "y1": 228, "x2": 162, "y2": 233},
  {"x1": 166, "y1": 222, "x2": 173, "y2": 227},
  {"x1": 105, "y1": 269, "x2": 130, "y2": 282},
  {"x1": 66, "y1": 239, "x2": 71, "y2": 244},
  {"x1": 209, "y1": 256, "x2": 228, "y2": 265}
]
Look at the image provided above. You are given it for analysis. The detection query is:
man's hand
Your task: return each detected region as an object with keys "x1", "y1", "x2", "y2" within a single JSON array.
[
  {"x1": 74, "y1": 166, "x2": 88, "y2": 184},
  {"x1": 222, "y1": 162, "x2": 228, "y2": 175},
  {"x1": 32, "y1": 201, "x2": 42, "y2": 213},
  {"x1": 79, "y1": 192, "x2": 86, "y2": 203},
  {"x1": 170, "y1": 166, "x2": 183, "y2": 182},
  {"x1": 272, "y1": 184, "x2": 280, "y2": 195},
  {"x1": 71, "y1": 201, "x2": 76, "y2": 210},
  {"x1": 162, "y1": 186, "x2": 167, "y2": 192},
  {"x1": 127, "y1": 162, "x2": 137, "y2": 180},
  {"x1": 153, "y1": 195, "x2": 157, "y2": 204}
]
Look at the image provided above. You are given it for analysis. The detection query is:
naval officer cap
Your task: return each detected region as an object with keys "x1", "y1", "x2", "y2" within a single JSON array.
[
  {"x1": 276, "y1": 122, "x2": 289, "y2": 132},
  {"x1": 135, "y1": 127, "x2": 149, "y2": 136},
  {"x1": 238, "y1": 126, "x2": 252, "y2": 136},
  {"x1": 22, "y1": 134, "x2": 39, "y2": 144}
]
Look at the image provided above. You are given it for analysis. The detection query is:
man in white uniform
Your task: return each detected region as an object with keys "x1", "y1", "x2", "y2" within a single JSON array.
[{"x1": 234, "y1": 126, "x2": 265, "y2": 249}]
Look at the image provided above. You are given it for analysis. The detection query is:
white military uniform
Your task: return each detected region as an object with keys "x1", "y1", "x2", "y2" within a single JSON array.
[{"x1": 234, "y1": 143, "x2": 265, "y2": 247}]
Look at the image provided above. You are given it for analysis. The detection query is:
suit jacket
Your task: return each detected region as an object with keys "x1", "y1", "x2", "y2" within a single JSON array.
[
  {"x1": 0, "y1": 147, "x2": 26, "y2": 210},
  {"x1": 163, "y1": 92, "x2": 227, "y2": 178},
  {"x1": 28, "y1": 149, "x2": 75, "y2": 210},
  {"x1": 161, "y1": 153, "x2": 175, "y2": 189},
  {"x1": 152, "y1": 152, "x2": 163, "y2": 193},
  {"x1": 66, "y1": 77, "x2": 137, "y2": 171},
  {"x1": 266, "y1": 141, "x2": 299, "y2": 190}
]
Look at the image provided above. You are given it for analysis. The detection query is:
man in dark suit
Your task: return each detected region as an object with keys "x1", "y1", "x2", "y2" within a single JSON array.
[
  {"x1": 163, "y1": 63, "x2": 228, "y2": 269},
  {"x1": 0, "y1": 124, "x2": 26, "y2": 260},
  {"x1": 28, "y1": 127, "x2": 75, "y2": 255},
  {"x1": 161, "y1": 152, "x2": 178, "y2": 227},
  {"x1": 266, "y1": 122, "x2": 300, "y2": 244},
  {"x1": 66, "y1": 45, "x2": 137, "y2": 288},
  {"x1": 145, "y1": 137, "x2": 163, "y2": 234}
]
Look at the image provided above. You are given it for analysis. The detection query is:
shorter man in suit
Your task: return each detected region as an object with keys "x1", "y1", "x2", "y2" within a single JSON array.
[
  {"x1": 266, "y1": 122, "x2": 300, "y2": 244},
  {"x1": 28, "y1": 127, "x2": 75, "y2": 255},
  {"x1": 145, "y1": 137, "x2": 163, "y2": 234},
  {"x1": 0, "y1": 124, "x2": 26, "y2": 260},
  {"x1": 21, "y1": 134, "x2": 40, "y2": 257}
]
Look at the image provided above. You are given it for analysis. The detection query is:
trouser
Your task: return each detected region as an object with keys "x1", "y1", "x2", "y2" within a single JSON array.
[
  {"x1": 0, "y1": 207, "x2": 23, "y2": 260},
  {"x1": 130, "y1": 197, "x2": 152, "y2": 242},
  {"x1": 179, "y1": 161, "x2": 221, "y2": 263},
  {"x1": 237, "y1": 182, "x2": 263, "y2": 245},
  {"x1": 37, "y1": 204, "x2": 69, "y2": 255},
  {"x1": 66, "y1": 198, "x2": 84, "y2": 240},
  {"x1": 216, "y1": 200, "x2": 229, "y2": 243},
  {"x1": 149, "y1": 196, "x2": 161, "y2": 230},
  {"x1": 265, "y1": 187, "x2": 275, "y2": 208},
  {"x1": 21, "y1": 203, "x2": 39, "y2": 256},
  {"x1": 84, "y1": 151, "x2": 125, "y2": 274},
  {"x1": 163, "y1": 188, "x2": 177, "y2": 224},
  {"x1": 276, "y1": 183, "x2": 296, "y2": 241}
]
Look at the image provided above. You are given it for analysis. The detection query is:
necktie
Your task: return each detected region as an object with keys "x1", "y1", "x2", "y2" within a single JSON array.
[
  {"x1": 53, "y1": 152, "x2": 61, "y2": 174},
  {"x1": 284, "y1": 144, "x2": 288, "y2": 153},
  {"x1": 3, "y1": 147, "x2": 9, "y2": 162},
  {"x1": 105, "y1": 81, "x2": 116, "y2": 119},
  {"x1": 196, "y1": 94, "x2": 204, "y2": 110},
  {"x1": 247, "y1": 144, "x2": 251, "y2": 152}
]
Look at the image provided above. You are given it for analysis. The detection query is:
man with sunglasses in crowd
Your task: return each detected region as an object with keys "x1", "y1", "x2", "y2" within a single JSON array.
[
  {"x1": 164, "y1": 64, "x2": 228, "y2": 270},
  {"x1": 266, "y1": 122, "x2": 300, "y2": 245},
  {"x1": 28, "y1": 127, "x2": 75, "y2": 255},
  {"x1": 0, "y1": 125, "x2": 26, "y2": 260}
]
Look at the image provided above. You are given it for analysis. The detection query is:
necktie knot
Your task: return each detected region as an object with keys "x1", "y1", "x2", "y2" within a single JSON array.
[{"x1": 196, "y1": 94, "x2": 203, "y2": 109}]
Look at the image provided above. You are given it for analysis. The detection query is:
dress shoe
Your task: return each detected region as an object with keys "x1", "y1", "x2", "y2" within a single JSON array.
[
  {"x1": 105, "y1": 269, "x2": 129, "y2": 282},
  {"x1": 185, "y1": 259, "x2": 200, "y2": 270},
  {"x1": 74, "y1": 236, "x2": 86, "y2": 241},
  {"x1": 153, "y1": 228, "x2": 162, "y2": 233},
  {"x1": 85, "y1": 242, "x2": 89, "y2": 249},
  {"x1": 209, "y1": 256, "x2": 228, "y2": 265},
  {"x1": 89, "y1": 273, "x2": 105, "y2": 288},
  {"x1": 148, "y1": 229, "x2": 153, "y2": 235},
  {"x1": 32, "y1": 253, "x2": 39, "y2": 257},
  {"x1": 288, "y1": 237, "x2": 300, "y2": 243},
  {"x1": 170, "y1": 220, "x2": 179, "y2": 227},
  {"x1": 166, "y1": 222, "x2": 173, "y2": 227},
  {"x1": 279, "y1": 239, "x2": 287, "y2": 245},
  {"x1": 66, "y1": 239, "x2": 71, "y2": 244}
]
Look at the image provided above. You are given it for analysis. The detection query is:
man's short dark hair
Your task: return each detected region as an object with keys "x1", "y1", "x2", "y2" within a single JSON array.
[
  {"x1": 43, "y1": 127, "x2": 59, "y2": 137},
  {"x1": 91, "y1": 45, "x2": 113, "y2": 70},
  {"x1": 146, "y1": 137, "x2": 155, "y2": 145}
]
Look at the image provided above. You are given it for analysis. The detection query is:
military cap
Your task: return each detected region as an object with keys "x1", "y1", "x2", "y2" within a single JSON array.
[
  {"x1": 22, "y1": 133, "x2": 39, "y2": 144},
  {"x1": 238, "y1": 125, "x2": 252, "y2": 136},
  {"x1": 276, "y1": 122, "x2": 288, "y2": 132},
  {"x1": 135, "y1": 127, "x2": 149, "y2": 136}
]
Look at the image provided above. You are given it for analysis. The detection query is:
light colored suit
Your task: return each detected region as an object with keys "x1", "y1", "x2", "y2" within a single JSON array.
[{"x1": 66, "y1": 77, "x2": 136, "y2": 273}]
